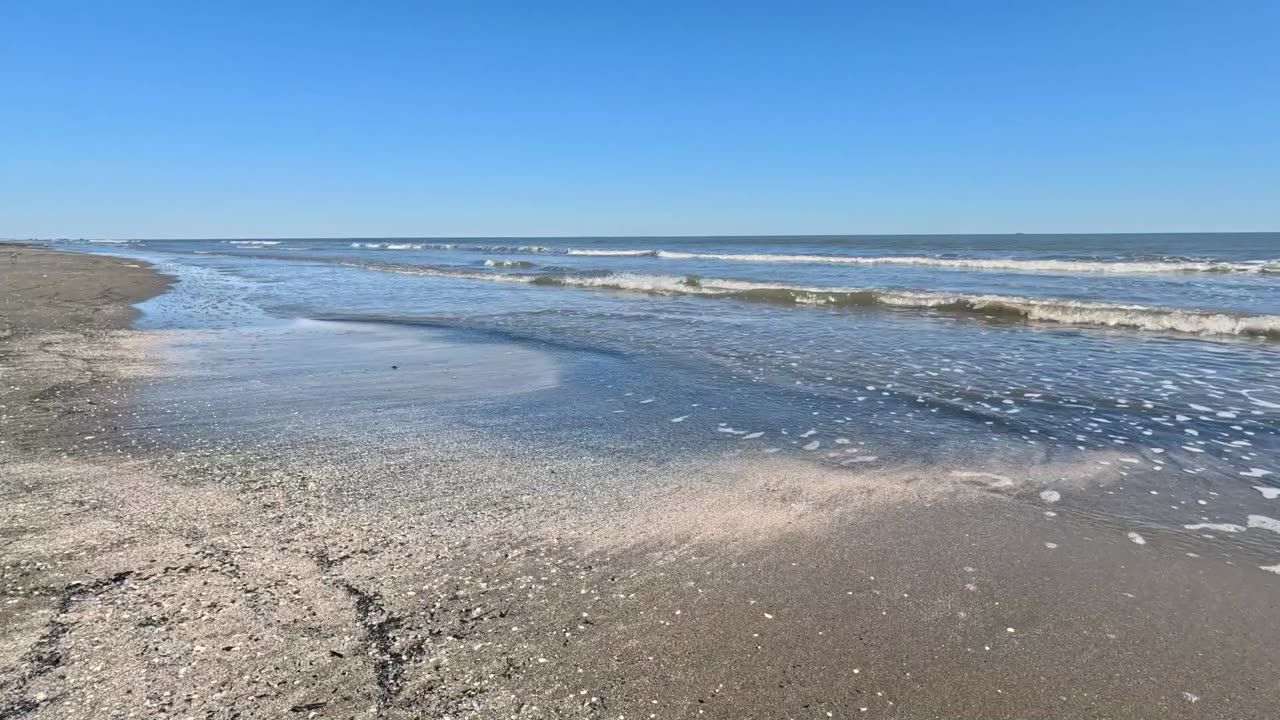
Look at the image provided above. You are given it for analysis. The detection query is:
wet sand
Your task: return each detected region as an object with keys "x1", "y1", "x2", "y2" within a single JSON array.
[{"x1": 2, "y1": 246, "x2": 1278, "y2": 719}]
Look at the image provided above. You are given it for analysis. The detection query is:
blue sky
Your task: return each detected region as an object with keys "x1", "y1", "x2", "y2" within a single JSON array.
[{"x1": 2, "y1": 1, "x2": 1277, "y2": 237}]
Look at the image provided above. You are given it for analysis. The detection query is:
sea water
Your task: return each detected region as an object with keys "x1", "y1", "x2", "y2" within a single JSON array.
[{"x1": 44, "y1": 233, "x2": 1280, "y2": 546}]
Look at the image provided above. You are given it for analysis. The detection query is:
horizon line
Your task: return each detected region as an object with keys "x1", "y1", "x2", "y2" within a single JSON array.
[{"x1": 8, "y1": 230, "x2": 1280, "y2": 242}]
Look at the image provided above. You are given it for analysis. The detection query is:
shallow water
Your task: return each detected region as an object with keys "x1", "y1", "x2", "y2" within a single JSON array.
[{"x1": 41, "y1": 234, "x2": 1280, "y2": 566}]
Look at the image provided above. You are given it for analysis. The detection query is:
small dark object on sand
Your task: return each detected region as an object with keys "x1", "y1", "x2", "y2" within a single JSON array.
[{"x1": 391, "y1": 365, "x2": 398, "y2": 369}]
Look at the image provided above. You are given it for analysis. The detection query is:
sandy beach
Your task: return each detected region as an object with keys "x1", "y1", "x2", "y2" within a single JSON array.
[{"x1": 3, "y1": 245, "x2": 1279, "y2": 719}]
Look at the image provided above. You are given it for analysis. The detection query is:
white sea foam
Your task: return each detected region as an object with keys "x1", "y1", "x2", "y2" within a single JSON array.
[
  {"x1": 351, "y1": 242, "x2": 427, "y2": 250},
  {"x1": 540, "y1": 275, "x2": 1280, "y2": 338},
  {"x1": 567, "y1": 249, "x2": 658, "y2": 256},
  {"x1": 1254, "y1": 486, "x2": 1280, "y2": 499},
  {"x1": 340, "y1": 263, "x2": 1280, "y2": 340},
  {"x1": 1246, "y1": 515, "x2": 1280, "y2": 534},
  {"x1": 329, "y1": 240, "x2": 1280, "y2": 275},
  {"x1": 1241, "y1": 390, "x2": 1280, "y2": 408},
  {"x1": 650, "y1": 250, "x2": 1280, "y2": 275},
  {"x1": 484, "y1": 259, "x2": 537, "y2": 268},
  {"x1": 1184, "y1": 523, "x2": 1245, "y2": 533}
]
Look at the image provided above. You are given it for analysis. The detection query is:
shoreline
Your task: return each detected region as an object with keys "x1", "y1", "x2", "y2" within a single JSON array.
[
  {"x1": 0, "y1": 248, "x2": 172, "y2": 454},
  {"x1": 2, "y1": 247, "x2": 1278, "y2": 719},
  {"x1": 0, "y1": 246, "x2": 172, "y2": 338}
]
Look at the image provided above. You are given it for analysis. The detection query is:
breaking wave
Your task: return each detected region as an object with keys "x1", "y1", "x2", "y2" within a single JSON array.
[
  {"x1": 484, "y1": 259, "x2": 537, "y2": 268},
  {"x1": 340, "y1": 261, "x2": 1280, "y2": 340},
  {"x1": 648, "y1": 251, "x2": 1280, "y2": 274},
  {"x1": 351, "y1": 242, "x2": 552, "y2": 253},
  {"x1": 351, "y1": 242, "x2": 429, "y2": 250},
  {"x1": 347, "y1": 242, "x2": 1280, "y2": 274},
  {"x1": 566, "y1": 248, "x2": 660, "y2": 257}
]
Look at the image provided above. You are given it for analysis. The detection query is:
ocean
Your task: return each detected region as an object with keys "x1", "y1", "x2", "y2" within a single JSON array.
[{"x1": 43, "y1": 233, "x2": 1280, "y2": 535}]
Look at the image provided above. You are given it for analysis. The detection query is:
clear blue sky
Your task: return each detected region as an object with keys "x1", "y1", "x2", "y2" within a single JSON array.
[{"x1": 2, "y1": 1, "x2": 1277, "y2": 238}]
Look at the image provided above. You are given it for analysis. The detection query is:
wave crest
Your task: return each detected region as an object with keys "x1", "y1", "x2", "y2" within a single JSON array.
[
  {"x1": 352, "y1": 243, "x2": 1279, "y2": 274},
  {"x1": 352, "y1": 242, "x2": 553, "y2": 253},
  {"x1": 566, "y1": 249, "x2": 659, "y2": 257},
  {"x1": 340, "y1": 261, "x2": 1280, "y2": 340},
  {"x1": 484, "y1": 259, "x2": 537, "y2": 268},
  {"x1": 652, "y1": 250, "x2": 1280, "y2": 274}
]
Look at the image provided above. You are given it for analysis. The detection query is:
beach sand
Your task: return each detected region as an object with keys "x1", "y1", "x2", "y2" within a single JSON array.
[{"x1": 2, "y1": 246, "x2": 1278, "y2": 719}]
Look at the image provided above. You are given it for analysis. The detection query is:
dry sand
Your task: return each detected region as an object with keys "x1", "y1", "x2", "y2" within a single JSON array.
[{"x1": 2, "y1": 246, "x2": 1278, "y2": 719}]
